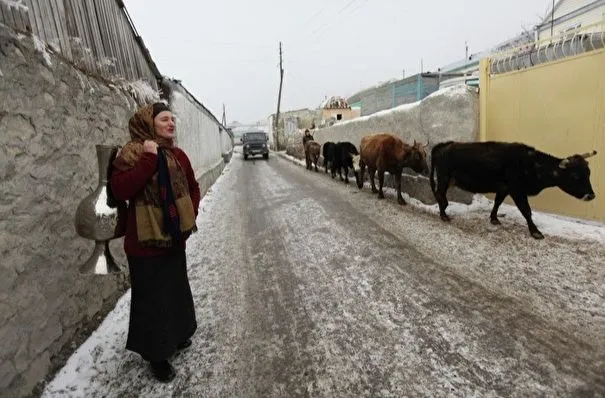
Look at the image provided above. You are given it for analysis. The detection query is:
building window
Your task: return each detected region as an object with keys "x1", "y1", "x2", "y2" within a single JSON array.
[{"x1": 336, "y1": 114, "x2": 342, "y2": 120}]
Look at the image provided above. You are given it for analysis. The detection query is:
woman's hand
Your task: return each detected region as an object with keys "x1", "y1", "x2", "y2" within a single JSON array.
[{"x1": 143, "y1": 140, "x2": 158, "y2": 155}]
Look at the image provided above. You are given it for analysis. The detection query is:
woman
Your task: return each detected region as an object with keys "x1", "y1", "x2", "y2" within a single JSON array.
[{"x1": 110, "y1": 102, "x2": 200, "y2": 382}]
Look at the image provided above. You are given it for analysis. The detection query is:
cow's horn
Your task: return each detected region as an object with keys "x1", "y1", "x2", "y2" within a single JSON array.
[
  {"x1": 559, "y1": 158, "x2": 570, "y2": 169},
  {"x1": 580, "y1": 150, "x2": 597, "y2": 159}
]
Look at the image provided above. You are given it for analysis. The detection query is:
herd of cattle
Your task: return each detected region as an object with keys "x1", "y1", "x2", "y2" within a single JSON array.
[{"x1": 302, "y1": 131, "x2": 598, "y2": 240}]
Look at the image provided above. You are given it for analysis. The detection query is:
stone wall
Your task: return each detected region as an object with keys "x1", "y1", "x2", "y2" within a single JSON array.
[
  {"x1": 285, "y1": 85, "x2": 480, "y2": 204},
  {"x1": 0, "y1": 25, "x2": 141, "y2": 397},
  {"x1": 0, "y1": 25, "x2": 230, "y2": 397}
]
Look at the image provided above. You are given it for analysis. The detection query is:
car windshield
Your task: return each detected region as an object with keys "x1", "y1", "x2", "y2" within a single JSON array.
[{"x1": 245, "y1": 133, "x2": 266, "y2": 141}]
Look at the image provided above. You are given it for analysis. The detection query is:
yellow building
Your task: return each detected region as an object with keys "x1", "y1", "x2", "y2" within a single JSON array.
[{"x1": 320, "y1": 96, "x2": 360, "y2": 127}]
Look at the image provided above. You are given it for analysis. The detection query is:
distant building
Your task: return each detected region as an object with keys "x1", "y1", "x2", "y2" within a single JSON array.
[
  {"x1": 347, "y1": 74, "x2": 440, "y2": 116},
  {"x1": 319, "y1": 96, "x2": 360, "y2": 126},
  {"x1": 438, "y1": 31, "x2": 534, "y2": 79},
  {"x1": 536, "y1": 0, "x2": 605, "y2": 41}
]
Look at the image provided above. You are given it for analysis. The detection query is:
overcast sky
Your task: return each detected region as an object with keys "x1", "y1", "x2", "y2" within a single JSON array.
[{"x1": 124, "y1": 0, "x2": 553, "y2": 124}]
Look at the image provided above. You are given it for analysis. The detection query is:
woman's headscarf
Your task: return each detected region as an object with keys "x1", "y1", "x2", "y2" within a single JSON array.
[{"x1": 113, "y1": 103, "x2": 197, "y2": 247}]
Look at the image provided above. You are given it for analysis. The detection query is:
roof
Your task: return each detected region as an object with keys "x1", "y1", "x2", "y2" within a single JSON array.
[{"x1": 319, "y1": 96, "x2": 350, "y2": 110}]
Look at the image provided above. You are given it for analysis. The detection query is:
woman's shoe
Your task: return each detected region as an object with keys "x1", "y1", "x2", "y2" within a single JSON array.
[{"x1": 150, "y1": 360, "x2": 176, "y2": 382}]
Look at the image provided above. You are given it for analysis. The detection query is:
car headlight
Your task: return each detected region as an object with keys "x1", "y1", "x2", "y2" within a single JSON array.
[{"x1": 244, "y1": 144, "x2": 249, "y2": 149}]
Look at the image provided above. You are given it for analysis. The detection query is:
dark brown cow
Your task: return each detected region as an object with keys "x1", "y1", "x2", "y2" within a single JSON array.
[
  {"x1": 430, "y1": 141, "x2": 597, "y2": 239},
  {"x1": 357, "y1": 133, "x2": 429, "y2": 205},
  {"x1": 305, "y1": 140, "x2": 321, "y2": 172}
]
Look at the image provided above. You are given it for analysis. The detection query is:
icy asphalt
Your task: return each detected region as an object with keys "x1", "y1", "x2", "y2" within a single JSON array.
[{"x1": 42, "y1": 151, "x2": 605, "y2": 397}]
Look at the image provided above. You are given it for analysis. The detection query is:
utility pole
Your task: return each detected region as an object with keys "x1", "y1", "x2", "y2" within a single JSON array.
[
  {"x1": 550, "y1": 0, "x2": 555, "y2": 38},
  {"x1": 274, "y1": 41, "x2": 284, "y2": 150},
  {"x1": 465, "y1": 41, "x2": 469, "y2": 74}
]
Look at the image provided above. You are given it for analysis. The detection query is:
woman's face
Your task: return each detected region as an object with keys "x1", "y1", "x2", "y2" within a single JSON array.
[{"x1": 154, "y1": 110, "x2": 176, "y2": 139}]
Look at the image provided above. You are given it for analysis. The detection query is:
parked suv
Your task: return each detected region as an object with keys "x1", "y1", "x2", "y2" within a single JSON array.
[{"x1": 241, "y1": 131, "x2": 269, "y2": 160}]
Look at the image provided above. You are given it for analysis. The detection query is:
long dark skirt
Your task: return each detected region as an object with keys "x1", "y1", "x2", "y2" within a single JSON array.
[{"x1": 126, "y1": 249, "x2": 197, "y2": 362}]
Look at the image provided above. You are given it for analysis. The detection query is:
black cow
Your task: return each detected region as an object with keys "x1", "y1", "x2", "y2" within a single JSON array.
[
  {"x1": 322, "y1": 142, "x2": 336, "y2": 174},
  {"x1": 430, "y1": 141, "x2": 597, "y2": 239},
  {"x1": 331, "y1": 142, "x2": 360, "y2": 184}
]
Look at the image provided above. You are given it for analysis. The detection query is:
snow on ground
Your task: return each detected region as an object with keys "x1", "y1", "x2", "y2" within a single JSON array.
[
  {"x1": 285, "y1": 152, "x2": 605, "y2": 349},
  {"x1": 41, "y1": 152, "x2": 605, "y2": 396},
  {"x1": 400, "y1": 192, "x2": 605, "y2": 244},
  {"x1": 277, "y1": 151, "x2": 605, "y2": 244}
]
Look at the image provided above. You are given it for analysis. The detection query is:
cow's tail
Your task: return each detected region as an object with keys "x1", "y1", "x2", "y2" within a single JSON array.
[
  {"x1": 429, "y1": 158, "x2": 437, "y2": 195},
  {"x1": 429, "y1": 141, "x2": 452, "y2": 195}
]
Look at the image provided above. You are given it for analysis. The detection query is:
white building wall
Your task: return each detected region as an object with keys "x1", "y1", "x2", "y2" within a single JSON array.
[
  {"x1": 539, "y1": 1, "x2": 605, "y2": 39},
  {"x1": 167, "y1": 83, "x2": 228, "y2": 177},
  {"x1": 555, "y1": 0, "x2": 591, "y2": 19},
  {"x1": 220, "y1": 128, "x2": 233, "y2": 154}
]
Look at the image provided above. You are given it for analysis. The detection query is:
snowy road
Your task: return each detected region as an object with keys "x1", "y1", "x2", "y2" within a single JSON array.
[{"x1": 43, "y1": 152, "x2": 605, "y2": 397}]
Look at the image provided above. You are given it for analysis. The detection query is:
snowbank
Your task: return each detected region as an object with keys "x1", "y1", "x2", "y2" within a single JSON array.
[{"x1": 390, "y1": 187, "x2": 605, "y2": 243}]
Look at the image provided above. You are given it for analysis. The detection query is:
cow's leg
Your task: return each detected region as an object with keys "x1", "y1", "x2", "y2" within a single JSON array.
[
  {"x1": 314, "y1": 156, "x2": 319, "y2": 172},
  {"x1": 343, "y1": 165, "x2": 350, "y2": 184},
  {"x1": 377, "y1": 169, "x2": 385, "y2": 199},
  {"x1": 357, "y1": 160, "x2": 366, "y2": 189},
  {"x1": 339, "y1": 166, "x2": 344, "y2": 181},
  {"x1": 510, "y1": 192, "x2": 543, "y2": 239},
  {"x1": 435, "y1": 173, "x2": 451, "y2": 222},
  {"x1": 324, "y1": 159, "x2": 328, "y2": 174},
  {"x1": 490, "y1": 189, "x2": 508, "y2": 225},
  {"x1": 369, "y1": 167, "x2": 378, "y2": 193},
  {"x1": 396, "y1": 172, "x2": 406, "y2": 205}
]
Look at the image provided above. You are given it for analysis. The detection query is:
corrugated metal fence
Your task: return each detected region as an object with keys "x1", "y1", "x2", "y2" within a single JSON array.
[{"x1": 0, "y1": 0, "x2": 160, "y2": 88}]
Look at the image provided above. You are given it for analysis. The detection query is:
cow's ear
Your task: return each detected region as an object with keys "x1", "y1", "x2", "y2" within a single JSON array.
[{"x1": 559, "y1": 158, "x2": 570, "y2": 169}]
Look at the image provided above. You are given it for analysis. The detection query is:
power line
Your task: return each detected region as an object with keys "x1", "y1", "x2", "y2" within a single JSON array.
[
  {"x1": 292, "y1": 0, "x2": 369, "y2": 45},
  {"x1": 291, "y1": 0, "x2": 358, "y2": 44}
]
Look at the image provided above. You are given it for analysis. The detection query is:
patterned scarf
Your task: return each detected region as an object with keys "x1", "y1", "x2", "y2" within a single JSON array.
[{"x1": 113, "y1": 104, "x2": 197, "y2": 248}]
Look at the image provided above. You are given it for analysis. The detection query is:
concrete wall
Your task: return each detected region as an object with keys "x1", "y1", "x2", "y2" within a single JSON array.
[
  {"x1": 164, "y1": 80, "x2": 232, "y2": 178},
  {"x1": 0, "y1": 25, "x2": 230, "y2": 397},
  {"x1": 480, "y1": 48, "x2": 605, "y2": 222},
  {"x1": 285, "y1": 85, "x2": 479, "y2": 204}
]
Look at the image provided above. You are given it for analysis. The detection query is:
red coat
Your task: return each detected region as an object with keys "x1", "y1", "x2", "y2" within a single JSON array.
[{"x1": 110, "y1": 148, "x2": 201, "y2": 257}]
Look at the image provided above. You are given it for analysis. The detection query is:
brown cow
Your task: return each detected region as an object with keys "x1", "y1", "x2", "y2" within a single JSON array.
[
  {"x1": 305, "y1": 140, "x2": 321, "y2": 172},
  {"x1": 357, "y1": 133, "x2": 429, "y2": 205}
]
